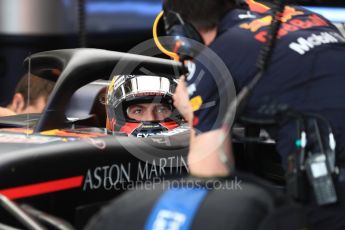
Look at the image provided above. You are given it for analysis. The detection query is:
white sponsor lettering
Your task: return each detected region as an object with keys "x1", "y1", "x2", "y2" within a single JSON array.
[
  {"x1": 159, "y1": 127, "x2": 189, "y2": 137},
  {"x1": 83, "y1": 163, "x2": 131, "y2": 191},
  {"x1": 185, "y1": 61, "x2": 196, "y2": 81},
  {"x1": 331, "y1": 32, "x2": 345, "y2": 43},
  {"x1": 83, "y1": 157, "x2": 189, "y2": 191},
  {"x1": 137, "y1": 157, "x2": 188, "y2": 180},
  {"x1": 238, "y1": 11, "x2": 256, "y2": 19},
  {"x1": 187, "y1": 83, "x2": 196, "y2": 96},
  {"x1": 137, "y1": 133, "x2": 159, "y2": 138},
  {"x1": 289, "y1": 32, "x2": 342, "y2": 55},
  {"x1": 153, "y1": 210, "x2": 186, "y2": 230}
]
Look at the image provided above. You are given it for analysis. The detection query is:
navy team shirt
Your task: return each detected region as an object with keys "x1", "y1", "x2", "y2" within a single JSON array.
[{"x1": 188, "y1": 5, "x2": 345, "y2": 167}]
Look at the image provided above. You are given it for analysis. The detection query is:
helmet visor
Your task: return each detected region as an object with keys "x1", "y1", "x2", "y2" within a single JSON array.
[{"x1": 107, "y1": 75, "x2": 175, "y2": 108}]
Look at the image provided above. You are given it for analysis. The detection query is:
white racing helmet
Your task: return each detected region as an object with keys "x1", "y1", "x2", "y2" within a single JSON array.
[{"x1": 106, "y1": 75, "x2": 183, "y2": 137}]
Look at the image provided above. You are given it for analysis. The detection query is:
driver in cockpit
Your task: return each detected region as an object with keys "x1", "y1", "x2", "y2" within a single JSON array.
[{"x1": 105, "y1": 75, "x2": 185, "y2": 137}]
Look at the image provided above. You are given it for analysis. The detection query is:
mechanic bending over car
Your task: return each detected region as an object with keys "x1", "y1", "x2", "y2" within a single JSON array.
[
  {"x1": 89, "y1": 0, "x2": 345, "y2": 229},
  {"x1": 166, "y1": 0, "x2": 345, "y2": 229},
  {"x1": 85, "y1": 1, "x2": 314, "y2": 230},
  {"x1": 0, "y1": 74, "x2": 54, "y2": 116},
  {"x1": 105, "y1": 74, "x2": 186, "y2": 137}
]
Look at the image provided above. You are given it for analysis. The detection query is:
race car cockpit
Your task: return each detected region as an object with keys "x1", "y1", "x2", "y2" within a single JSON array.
[
  {"x1": 0, "y1": 49, "x2": 192, "y2": 229},
  {"x1": 0, "y1": 48, "x2": 280, "y2": 229}
]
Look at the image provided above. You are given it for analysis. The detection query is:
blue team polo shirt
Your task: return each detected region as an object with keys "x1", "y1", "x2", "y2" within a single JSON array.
[{"x1": 188, "y1": 6, "x2": 345, "y2": 166}]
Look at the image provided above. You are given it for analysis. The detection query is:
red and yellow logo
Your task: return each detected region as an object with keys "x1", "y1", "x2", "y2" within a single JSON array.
[
  {"x1": 279, "y1": 6, "x2": 304, "y2": 22},
  {"x1": 190, "y1": 96, "x2": 203, "y2": 112},
  {"x1": 240, "y1": 7, "x2": 304, "y2": 32},
  {"x1": 240, "y1": 15, "x2": 272, "y2": 32}
]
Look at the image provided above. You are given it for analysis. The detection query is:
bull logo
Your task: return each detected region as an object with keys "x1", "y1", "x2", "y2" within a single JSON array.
[{"x1": 240, "y1": 7, "x2": 304, "y2": 32}]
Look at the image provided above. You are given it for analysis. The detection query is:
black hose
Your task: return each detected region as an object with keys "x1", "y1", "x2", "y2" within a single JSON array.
[
  {"x1": 78, "y1": 0, "x2": 87, "y2": 48},
  {"x1": 222, "y1": 0, "x2": 287, "y2": 131}
]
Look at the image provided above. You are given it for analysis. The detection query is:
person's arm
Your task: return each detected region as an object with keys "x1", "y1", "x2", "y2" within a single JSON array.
[
  {"x1": 173, "y1": 76, "x2": 233, "y2": 177},
  {"x1": 188, "y1": 129, "x2": 233, "y2": 177},
  {"x1": 173, "y1": 76, "x2": 194, "y2": 127}
]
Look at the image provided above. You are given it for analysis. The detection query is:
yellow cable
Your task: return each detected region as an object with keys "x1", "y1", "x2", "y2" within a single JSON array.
[{"x1": 153, "y1": 11, "x2": 180, "y2": 62}]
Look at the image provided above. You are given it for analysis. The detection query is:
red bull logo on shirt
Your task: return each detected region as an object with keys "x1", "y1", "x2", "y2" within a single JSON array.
[
  {"x1": 240, "y1": 15, "x2": 272, "y2": 32},
  {"x1": 240, "y1": 7, "x2": 304, "y2": 32},
  {"x1": 239, "y1": 6, "x2": 329, "y2": 43}
]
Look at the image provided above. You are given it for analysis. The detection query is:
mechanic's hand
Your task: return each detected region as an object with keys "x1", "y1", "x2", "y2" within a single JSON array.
[{"x1": 173, "y1": 76, "x2": 193, "y2": 126}]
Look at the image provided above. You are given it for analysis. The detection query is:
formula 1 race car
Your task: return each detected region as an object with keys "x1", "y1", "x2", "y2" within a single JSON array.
[{"x1": 0, "y1": 48, "x2": 282, "y2": 229}]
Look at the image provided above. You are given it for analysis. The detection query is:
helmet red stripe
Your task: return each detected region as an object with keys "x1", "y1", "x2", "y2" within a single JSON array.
[
  {"x1": 120, "y1": 122, "x2": 142, "y2": 135},
  {"x1": 160, "y1": 121, "x2": 179, "y2": 130}
]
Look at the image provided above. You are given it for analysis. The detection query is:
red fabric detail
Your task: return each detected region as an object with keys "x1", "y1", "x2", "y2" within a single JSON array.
[
  {"x1": 159, "y1": 121, "x2": 179, "y2": 130},
  {"x1": 120, "y1": 122, "x2": 142, "y2": 135},
  {"x1": 192, "y1": 116, "x2": 199, "y2": 127}
]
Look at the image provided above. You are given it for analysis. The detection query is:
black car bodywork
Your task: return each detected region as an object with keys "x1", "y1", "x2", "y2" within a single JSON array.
[{"x1": 0, "y1": 48, "x2": 282, "y2": 229}]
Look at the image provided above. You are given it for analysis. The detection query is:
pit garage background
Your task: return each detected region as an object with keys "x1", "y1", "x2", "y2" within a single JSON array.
[{"x1": 0, "y1": 0, "x2": 344, "y2": 107}]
